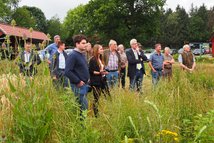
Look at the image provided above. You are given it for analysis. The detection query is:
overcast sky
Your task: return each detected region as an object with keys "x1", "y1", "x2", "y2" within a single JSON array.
[{"x1": 19, "y1": 0, "x2": 214, "y2": 21}]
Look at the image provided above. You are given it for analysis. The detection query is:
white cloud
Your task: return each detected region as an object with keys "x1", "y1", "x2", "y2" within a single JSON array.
[
  {"x1": 19, "y1": 0, "x2": 214, "y2": 21},
  {"x1": 19, "y1": 0, "x2": 89, "y2": 20}
]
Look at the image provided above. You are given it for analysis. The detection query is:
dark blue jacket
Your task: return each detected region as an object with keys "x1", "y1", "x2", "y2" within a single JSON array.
[
  {"x1": 126, "y1": 48, "x2": 148, "y2": 78},
  {"x1": 65, "y1": 50, "x2": 89, "y2": 84},
  {"x1": 52, "y1": 50, "x2": 68, "y2": 78}
]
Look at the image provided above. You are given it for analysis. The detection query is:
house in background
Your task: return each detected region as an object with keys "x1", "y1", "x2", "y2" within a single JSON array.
[
  {"x1": 0, "y1": 22, "x2": 49, "y2": 59},
  {"x1": 0, "y1": 22, "x2": 49, "y2": 48}
]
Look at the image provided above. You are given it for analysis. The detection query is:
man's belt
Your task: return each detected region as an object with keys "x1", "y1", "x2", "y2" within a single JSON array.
[{"x1": 106, "y1": 69, "x2": 118, "y2": 72}]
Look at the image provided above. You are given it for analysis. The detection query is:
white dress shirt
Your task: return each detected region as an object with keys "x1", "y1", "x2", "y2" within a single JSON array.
[
  {"x1": 132, "y1": 49, "x2": 142, "y2": 70},
  {"x1": 24, "y1": 51, "x2": 31, "y2": 63},
  {"x1": 58, "y1": 50, "x2": 65, "y2": 69}
]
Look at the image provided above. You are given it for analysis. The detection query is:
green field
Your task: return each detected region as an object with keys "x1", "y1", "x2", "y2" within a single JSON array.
[{"x1": 0, "y1": 60, "x2": 214, "y2": 143}]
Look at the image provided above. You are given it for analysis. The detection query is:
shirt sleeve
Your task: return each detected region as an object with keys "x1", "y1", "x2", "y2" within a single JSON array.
[
  {"x1": 149, "y1": 54, "x2": 153, "y2": 61},
  {"x1": 178, "y1": 54, "x2": 182, "y2": 63}
]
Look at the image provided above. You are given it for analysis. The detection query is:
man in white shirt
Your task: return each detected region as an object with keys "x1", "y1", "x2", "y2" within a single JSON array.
[
  {"x1": 18, "y1": 42, "x2": 41, "y2": 76},
  {"x1": 52, "y1": 41, "x2": 68, "y2": 88}
]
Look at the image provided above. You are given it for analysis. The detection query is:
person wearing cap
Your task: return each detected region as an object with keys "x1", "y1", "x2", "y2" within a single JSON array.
[
  {"x1": 178, "y1": 44, "x2": 196, "y2": 72},
  {"x1": 44, "y1": 35, "x2": 61, "y2": 70},
  {"x1": 148, "y1": 43, "x2": 164, "y2": 85},
  {"x1": 52, "y1": 41, "x2": 69, "y2": 88}
]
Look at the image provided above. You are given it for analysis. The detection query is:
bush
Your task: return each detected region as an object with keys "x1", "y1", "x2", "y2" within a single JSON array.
[{"x1": 195, "y1": 56, "x2": 214, "y2": 63}]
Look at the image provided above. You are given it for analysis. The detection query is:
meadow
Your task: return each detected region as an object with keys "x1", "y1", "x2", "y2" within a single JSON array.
[{"x1": 0, "y1": 59, "x2": 214, "y2": 143}]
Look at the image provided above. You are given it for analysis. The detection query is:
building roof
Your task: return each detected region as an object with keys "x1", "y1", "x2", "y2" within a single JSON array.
[{"x1": 0, "y1": 23, "x2": 49, "y2": 41}]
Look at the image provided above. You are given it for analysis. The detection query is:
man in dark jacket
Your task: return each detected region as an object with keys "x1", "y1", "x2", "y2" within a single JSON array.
[
  {"x1": 52, "y1": 41, "x2": 68, "y2": 88},
  {"x1": 126, "y1": 39, "x2": 147, "y2": 92},
  {"x1": 18, "y1": 42, "x2": 41, "y2": 76}
]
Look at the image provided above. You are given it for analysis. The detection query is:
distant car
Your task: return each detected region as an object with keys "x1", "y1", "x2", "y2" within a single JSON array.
[
  {"x1": 193, "y1": 49, "x2": 205, "y2": 55},
  {"x1": 65, "y1": 49, "x2": 73, "y2": 55},
  {"x1": 170, "y1": 49, "x2": 177, "y2": 55},
  {"x1": 178, "y1": 48, "x2": 183, "y2": 54},
  {"x1": 204, "y1": 48, "x2": 212, "y2": 54},
  {"x1": 144, "y1": 49, "x2": 155, "y2": 59}
]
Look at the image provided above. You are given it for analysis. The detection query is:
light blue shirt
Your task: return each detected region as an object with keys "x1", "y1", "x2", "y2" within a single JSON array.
[
  {"x1": 149, "y1": 51, "x2": 164, "y2": 70},
  {"x1": 44, "y1": 43, "x2": 58, "y2": 61}
]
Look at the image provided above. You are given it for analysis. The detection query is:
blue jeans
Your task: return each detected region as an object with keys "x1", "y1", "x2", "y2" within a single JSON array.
[
  {"x1": 106, "y1": 71, "x2": 118, "y2": 88},
  {"x1": 70, "y1": 84, "x2": 88, "y2": 112},
  {"x1": 129, "y1": 69, "x2": 144, "y2": 92},
  {"x1": 151, "y1": 70, "x2": 162, "y2": 85}
]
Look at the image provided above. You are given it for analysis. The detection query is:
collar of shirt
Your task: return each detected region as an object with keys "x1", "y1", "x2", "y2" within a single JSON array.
[
  {"x1": 74, "y1": 48, "x2": 84, "y2": 54},
  {"x1": 57, "y1": 49, "x2": 63, "y2": 54},
  {"x1": 24, "y1": 51, "x2": 31, "y2": 54},
  {"x1": 154, "y1": 51, "x2": 161, "y2": 56}
]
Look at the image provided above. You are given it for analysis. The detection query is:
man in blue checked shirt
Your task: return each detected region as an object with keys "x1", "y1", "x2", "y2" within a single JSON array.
[{"x1": 44, "y1": 35, "x2": 60, "y2": 70}]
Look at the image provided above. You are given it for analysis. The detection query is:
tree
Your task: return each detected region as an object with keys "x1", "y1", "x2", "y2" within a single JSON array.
[
  {"x1": 158, "y1": 6, "x2": 189, "y2": 48},
  {"x1": 11, "y1": 7, "x2": 36, "y2": 28},
  {"x1": 207, "y1": 6, "x2": 214, "y2": 34},
  {"x1": 63, "y1": 5, "x2": 89, "y2": 45},
  {"x1": 189, "y1": 4, "x2": 209, "y2": 42},
  {"x1": 23, "y1": 6, "x2": 47, "y2": 32},
  {"x1": 85, "y1": 0, "x2": 165, "y2": 46},
  {"x1": 0, "y1": 0, "x2": 20, "y2": 22},
  {"x1": 174, "y1": 6, "x2": 189, "y2": 46},
  {"x1": 63, "y1": 0, "x2": 165, "y2": 46},
  {"x1": 46, "y1": 16, "x2": 62, "y2": 41}
]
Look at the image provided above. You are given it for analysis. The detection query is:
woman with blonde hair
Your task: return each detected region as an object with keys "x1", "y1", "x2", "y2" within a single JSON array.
[{"x1": 89, "y1": 44, "x2": 109, "y2": 117}]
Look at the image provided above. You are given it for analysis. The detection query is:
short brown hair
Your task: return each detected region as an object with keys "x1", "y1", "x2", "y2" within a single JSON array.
[
  {"x1": 57, "y1": 41, "x2": 65, "y2": 48},
  {"x1": 154, "y1": 43, "x2": 161, "y2": 49},
  {"x1": 73, "y1": 34, "x2": 87, "y2": 46}
]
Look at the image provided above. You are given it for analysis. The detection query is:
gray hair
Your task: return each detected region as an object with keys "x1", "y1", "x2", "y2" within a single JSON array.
[
  {"x1": 164, "y1": 47, "x2": 171, "y2": 51},
  {"x1": 54, "y1": 35, "x2": 60, "y2": 39},
  {"x1": 118, "y1": 44, "x2": 124, "y2": 49},
  {"x1": 183, "y1": 44, "x2": 190, "y2": 49},
  {"x1": 130, "y1": 39, "x2": 137, "y2": 46},
  {"x1": 109, "y1": 39, "x2": 117, "y2": 46}
]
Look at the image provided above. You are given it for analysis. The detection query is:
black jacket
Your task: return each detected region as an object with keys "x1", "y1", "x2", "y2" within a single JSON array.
[
  {"x1": 18, "y1": 50, "x2": 41, "y2": 76},
  {"x1": 89, "y1": 56, "x2": 103, "y2": 86},
  {"x1": 126, "y1": 49, "x2": 148, "y2": 78},
  {"x1": 52, "y1": 50, "x2": 68, "y2": 78}
]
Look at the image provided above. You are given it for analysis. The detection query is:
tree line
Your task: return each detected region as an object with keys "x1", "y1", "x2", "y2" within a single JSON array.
[{"x1": 1, "y1": 0, "x2": 214, "y2": 49}]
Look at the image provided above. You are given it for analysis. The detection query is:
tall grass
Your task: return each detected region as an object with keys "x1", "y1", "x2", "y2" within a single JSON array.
[{"x1": 0, "y1": 61, "x2": 213, "y2": 142}]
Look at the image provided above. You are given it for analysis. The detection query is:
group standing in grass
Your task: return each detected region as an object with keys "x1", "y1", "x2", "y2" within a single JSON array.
[{"x1": 15, "y1": 34, "x2": 196, "y2": 118}]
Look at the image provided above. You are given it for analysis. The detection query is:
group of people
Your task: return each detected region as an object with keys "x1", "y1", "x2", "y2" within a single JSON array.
[{"x1": 16, "y1": 34, "x2": 196, "y2": 118}]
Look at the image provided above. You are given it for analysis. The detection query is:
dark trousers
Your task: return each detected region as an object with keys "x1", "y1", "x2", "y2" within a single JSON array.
[
  {"x1": 120, "y1": 67, "x2": 126, "y2": 88},
  {"x1": 53, "y1": 69, "x2": 69, "y2": 88},
  {"x1": 129, "y1": 69, "x2": 144, "y2": 92},
  {"x1": 92, "y1": 86, "x2": 101, "y2": 117}
]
